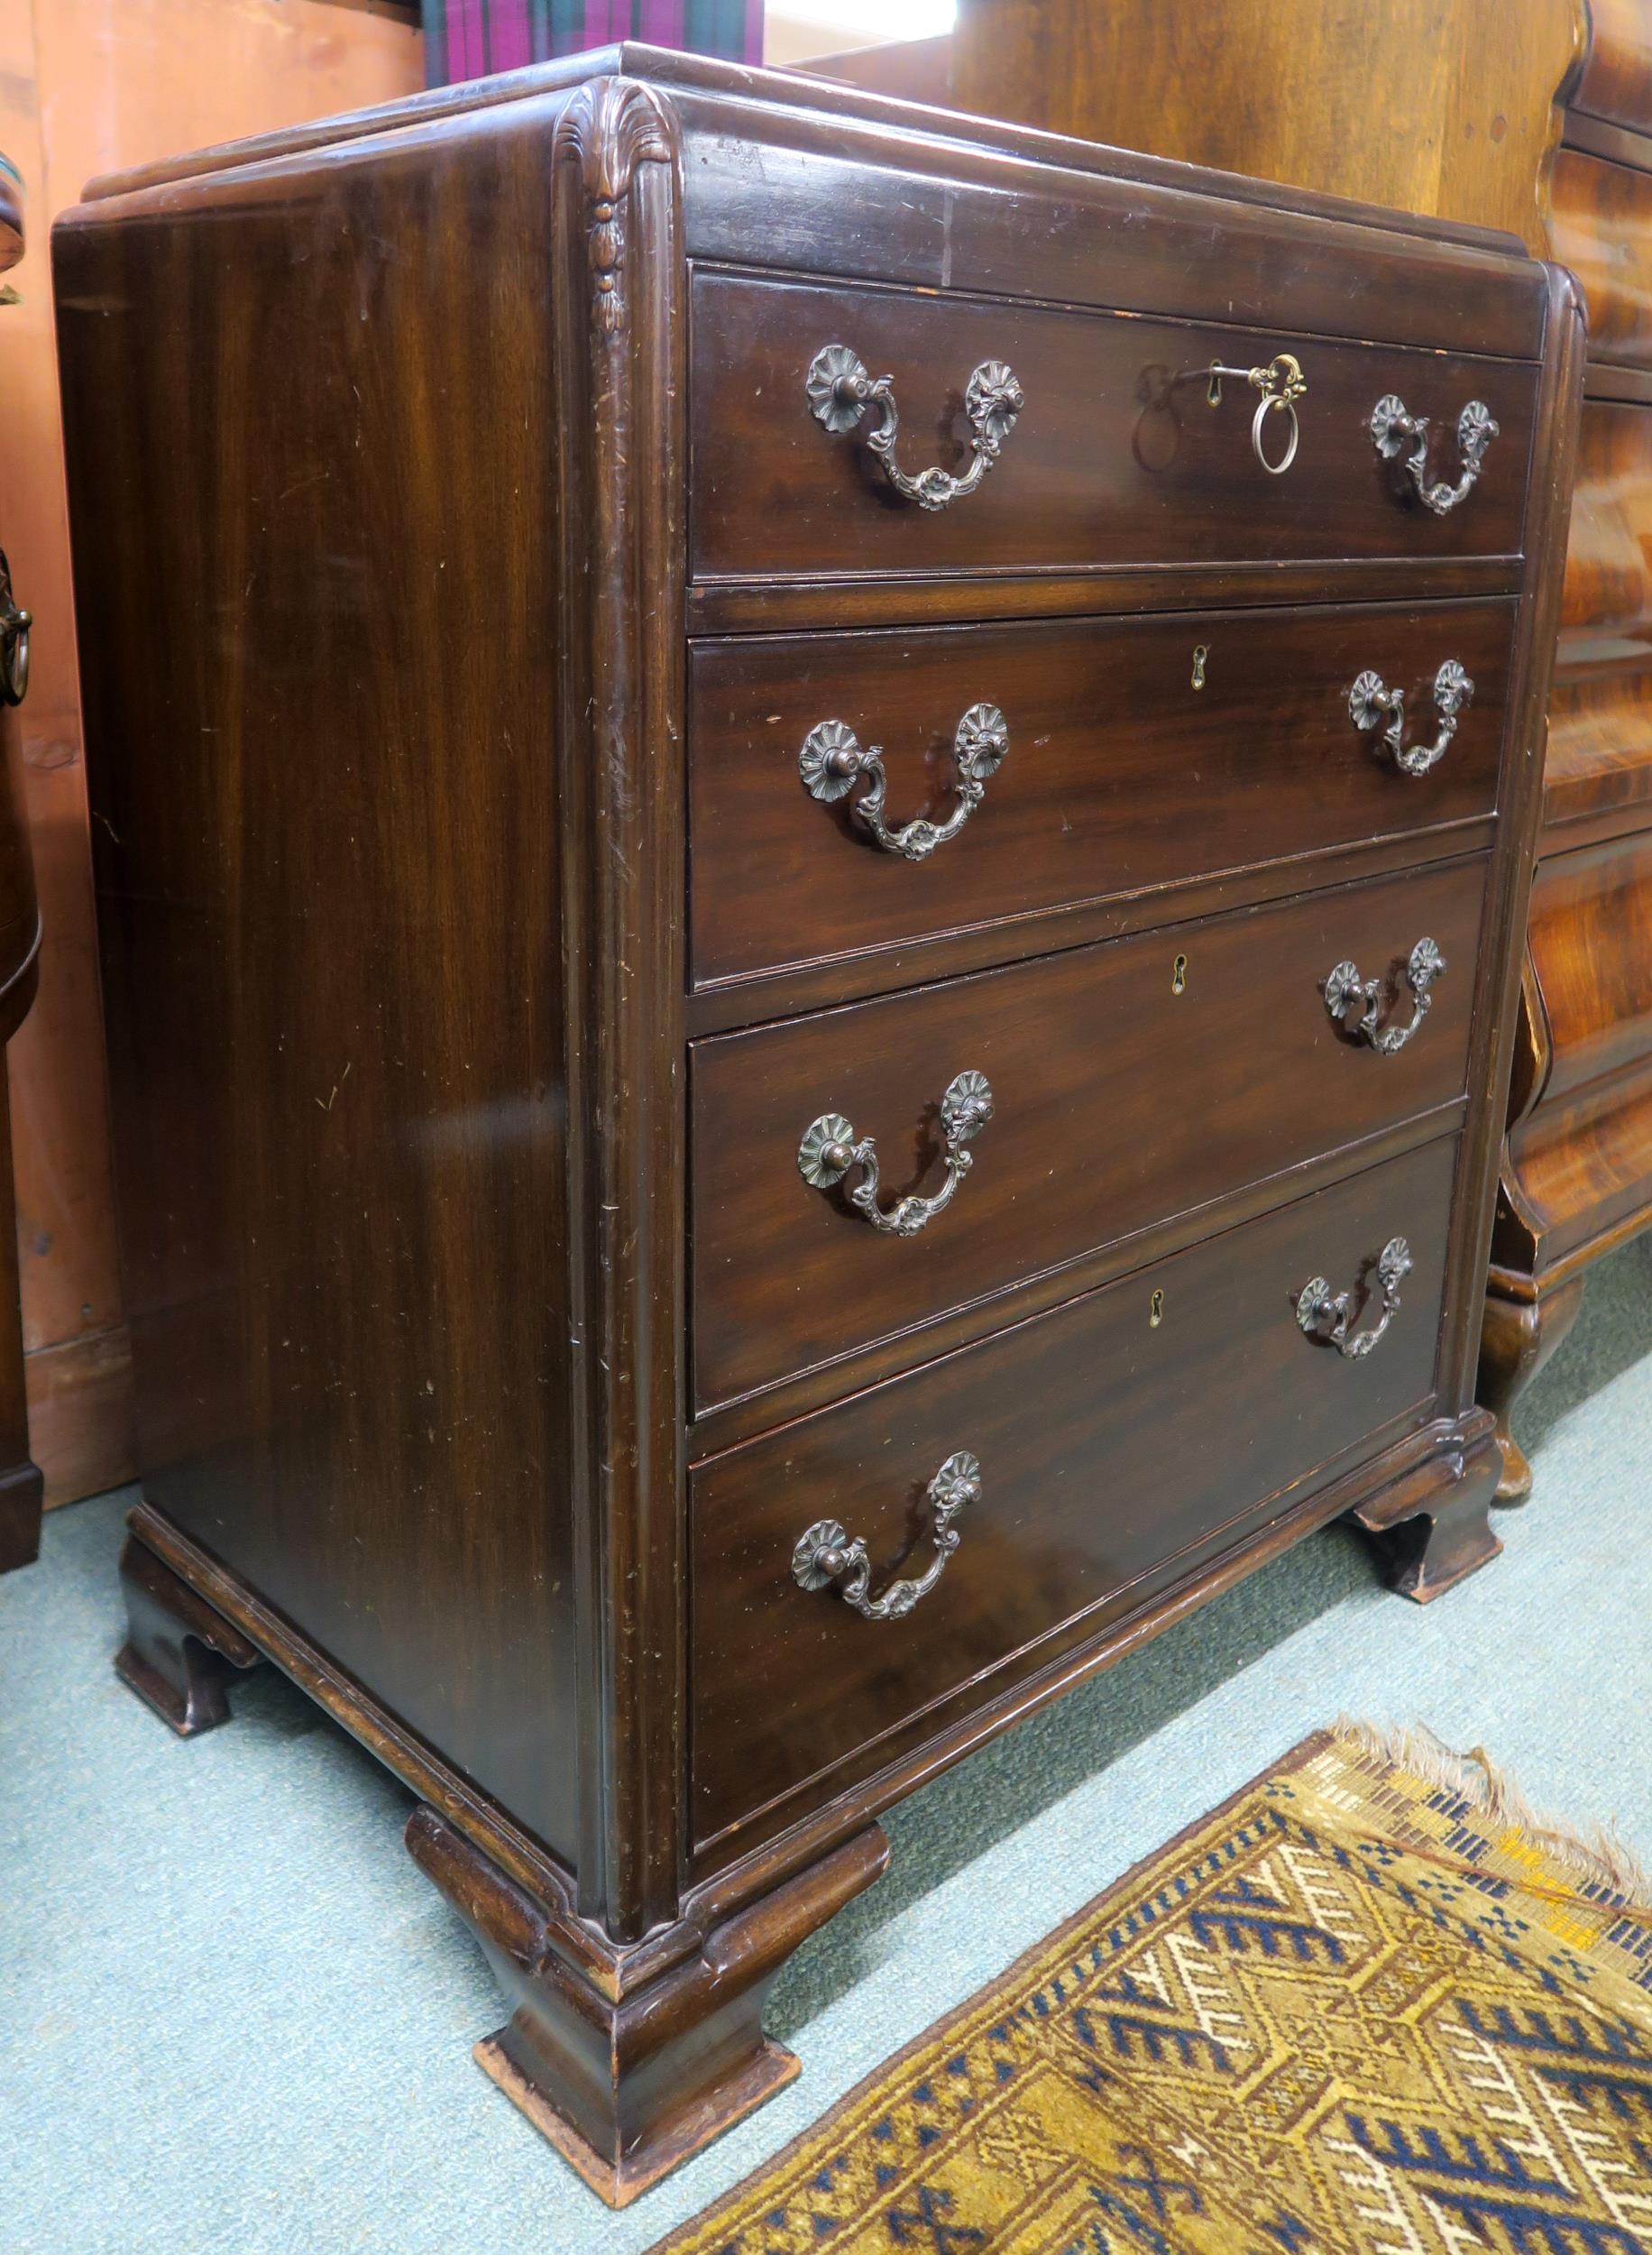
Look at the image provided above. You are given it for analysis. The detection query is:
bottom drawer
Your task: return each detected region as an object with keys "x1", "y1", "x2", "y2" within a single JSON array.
[{"x1": 691, "y1": 1135, "x2": 1457, "y2": 1858}]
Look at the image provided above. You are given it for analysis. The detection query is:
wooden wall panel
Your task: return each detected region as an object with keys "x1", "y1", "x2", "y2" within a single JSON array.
[
  {"x1": 0, "y1": 0, "x2": 421, "y2": 1503},
  {"x1": 948, "y1": 0, "x2": 1583, "y2": 254}
]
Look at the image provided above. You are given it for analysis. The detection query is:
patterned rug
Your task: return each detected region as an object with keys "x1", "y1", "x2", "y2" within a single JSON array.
[{"x1": 653, "y1": 1726, "x2": 1652, "y2": 2254}]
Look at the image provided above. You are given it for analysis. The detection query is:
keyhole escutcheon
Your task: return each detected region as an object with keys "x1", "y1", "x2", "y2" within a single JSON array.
[
  {"x1": 1191, "y1": 645, "x2": 1207, "y2": 690},
  {"x1": 1150, "y1": 1289, "x2": 1165, "y2": 1329},
  {"x1": 1171, "y1": 953, "x2": 1189, "y2": 996}
]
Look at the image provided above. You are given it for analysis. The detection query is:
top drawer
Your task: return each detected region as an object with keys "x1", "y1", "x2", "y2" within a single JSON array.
[{"x1": 690, "y1": 273, "x2": 1537, "y2": 585}]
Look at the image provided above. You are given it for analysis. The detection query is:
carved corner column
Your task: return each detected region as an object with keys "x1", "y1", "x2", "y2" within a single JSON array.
[
  {"x1": 549, "y1": 70, "x2": 689, "y2": 1954},
  {"x1": 401, "y1": 78, "x2": 877, "y2": 2201}
]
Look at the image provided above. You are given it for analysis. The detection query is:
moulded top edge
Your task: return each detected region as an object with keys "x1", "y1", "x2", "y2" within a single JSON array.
[{"x1": 74, "y1": 39, "x2": 1532, "y2": 275}]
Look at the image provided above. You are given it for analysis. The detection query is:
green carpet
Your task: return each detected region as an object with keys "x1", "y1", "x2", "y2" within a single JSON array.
[{"x1": 4, "y1": 1239, "x2": 1649, "y2": 2255}]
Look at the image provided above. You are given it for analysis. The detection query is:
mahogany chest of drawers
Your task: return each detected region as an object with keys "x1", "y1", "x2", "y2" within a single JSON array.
[{"x1": 52, "y1": 46, "x2": 1582, "y2": 2206}]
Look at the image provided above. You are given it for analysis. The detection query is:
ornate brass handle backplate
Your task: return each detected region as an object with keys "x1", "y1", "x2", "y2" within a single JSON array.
[
  {"x1": 793, "y1": 1450, "x2": 981, "y2": 1621},
  {"x1": 1297, "y1": 1238, "x2": 1413, "y2": 1359},
  {"x1": 800, "y1": 704, "x2": 1009, "y2": 861},
  {"x1": 0, "y1": 549, "x2": 31, "y2": 707},
  {"x1": 1371, "y1": 393, "x2": 1499, "y2": 514},
  {"x1": 1324, "y1": 938, "x2": 1446, "y2": 1054},
  {"x1": 806, "y1": 344, "x2": 1024, "y2": 511},
  {"x1": 1350, "y1": 658, "x2": 1473, "y2": 776},
  {"x1": 798, "y1": 1070, "x2": 993, "y2": 1237}
]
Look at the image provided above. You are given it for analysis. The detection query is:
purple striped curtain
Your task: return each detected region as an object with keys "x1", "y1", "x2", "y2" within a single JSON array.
[{"x1": 424, "y1": 0, "x2": 764, "y2": 87}]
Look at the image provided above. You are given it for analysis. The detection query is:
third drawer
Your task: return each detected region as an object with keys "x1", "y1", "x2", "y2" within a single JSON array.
[{"x1": 691, "y1": 856, "x2": 1488, "y2": 1409}]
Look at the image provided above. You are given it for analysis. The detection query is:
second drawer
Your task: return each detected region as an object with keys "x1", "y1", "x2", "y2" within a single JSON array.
[
  {"x1": 691, "y1": 857, "x2": 1488, "y2": 1408},
  {"x1": 690, "y1": 599, "x2": 1515, "y2": 990}
]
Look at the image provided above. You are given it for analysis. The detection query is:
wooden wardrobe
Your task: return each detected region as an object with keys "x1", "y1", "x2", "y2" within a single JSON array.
[{"x1": 819, "y1": 0, "x2": 1652, "y2": 1500}]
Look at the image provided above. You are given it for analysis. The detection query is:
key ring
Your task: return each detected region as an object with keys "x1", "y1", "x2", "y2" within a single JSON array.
[
  {"x1": 1252, "y1": 389, "x2": 1299, "y2": 475},
  {"x1": 1207, "y1": 353, "x2": 1306, "y2": 476}
]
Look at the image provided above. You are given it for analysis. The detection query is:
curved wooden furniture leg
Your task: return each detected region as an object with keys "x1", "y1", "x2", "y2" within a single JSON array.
[
  {"x1": 1478, "y1": 1272, "x2": 1586, "y2": 1505},
  {"x1": 115, "y1": 1520, "x2": 263, "y2": 1734},
  {"x1": 406, "y1": 1807, "x2": 889, "y2": 2209}
]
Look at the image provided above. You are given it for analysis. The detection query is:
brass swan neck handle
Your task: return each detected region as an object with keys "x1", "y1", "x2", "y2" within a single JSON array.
[
  {"x1": 806, "y1": 345, "x2": 1023, "y2": 511},
  {"x1": 792, "y1": 1451, "x2": 982, "y2": 1621},
  {"x1": 1350, "y1": 658, "x2": 1473, "y2": 777},
  {"x1": 1297, "y1": 1238, "x2": 1413, "y2": 1359},
  {"x1": 1372, "y1": 393, "x2": 1499, "y2": 515},
  {"x1": 800, "y1": 704, "x2": 1009, "y2": 861},
  {"x1": 1324, "y1": 938, "x2": 1446, "y2": 1055},
  {"x1": 798, "y1": 1071, "x2": 993, "y2": 1238}
]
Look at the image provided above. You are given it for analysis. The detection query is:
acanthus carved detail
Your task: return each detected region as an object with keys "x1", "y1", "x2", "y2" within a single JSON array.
[{"x1": 553, "y1": 78, "x2": 676, "y2": 337}]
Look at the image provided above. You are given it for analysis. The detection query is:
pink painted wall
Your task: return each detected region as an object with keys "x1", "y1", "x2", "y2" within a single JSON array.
[{"x1": 0, "y1": 0, "x2": 423, "y2": 1502}]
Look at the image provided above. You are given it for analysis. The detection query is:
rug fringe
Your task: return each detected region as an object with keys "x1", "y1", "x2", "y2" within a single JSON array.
[{"x1": 1332, "y1": 1717, "x2": 1652, "y2": 1911}]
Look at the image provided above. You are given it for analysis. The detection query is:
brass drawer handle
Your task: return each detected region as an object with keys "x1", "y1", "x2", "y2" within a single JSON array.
[
  {"x1": 1350, "y1": 658, "x2": 1473, "y2": 777},
  {"x1": 1207, "y1": 352, "x2": 1306, "y2": 474},
  {"x1": 0, "y1": 550, "x2": 31, "y2": 707},
  {"x1": 1297, "y1": 1238, "x2": 1413, "y2": 1359},
  {"x1": 793, "y1": 1450, "x2": 981, "y2": 1621},
  {"x1": 806, "y1": 344, "x2": 1023, "y2": 512},
  {"x1": 1372, "y1": 393, "x2": 1499, "y2": 515},
  {"x1": 798, "y1": 1069, "x2": 993, "y2": 1238},
  {"x1": 1324, "y1": 937, "x2": 1446, "y2": 1055},
  {"x1": 800, "y1": 704, "x2": 1009, "y2": 861}
]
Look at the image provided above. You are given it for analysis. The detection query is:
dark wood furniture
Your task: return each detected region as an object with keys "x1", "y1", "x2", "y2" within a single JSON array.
[
  {"x1": 1486, "y1": 6, "x2": 1652, "y2": 1493},
  {"x1": 53, "y1": 49, "x2": 1583, "y2": 2204},
  {"x1": 880, "y1": 0, "x2": 1652, "y2": 1500},
  {"x1": 0, "y1": 156, "x2": 44, "y2": 1573}
]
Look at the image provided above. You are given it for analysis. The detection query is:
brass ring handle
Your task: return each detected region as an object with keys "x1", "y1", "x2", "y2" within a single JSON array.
[
  {"x1": 1207, "y1": 353, "x2": 1306, "y2": 475},
  {"x1": 800, "y1": 704, "x2": 1009, "y2": 861},
  {"x1": 1350, "y1": 658, "x2": 1473, "y2": 777},
  {"x1": 792, "y1": 1450, "x2": 981, "y2": 1621},
  {"x1": 1324, "y1": 938, "x2": 1446, "y2": 1054},
  {"x1": 1297, "y1": 1238, "x2": 1412, "y2": 1359},
  {"x1": 1372, "y1": 393, "x2": 1499, "y2": 515},
  {"x1": 798, "y1": 1069, "x2": 993, "y2": 1238},
  {"x1": 0, "y1": 550, "x2": 31, "y2": 707},
  {"x1": 806, "y1": 345, "x2": 1024, "y2": 512}
]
